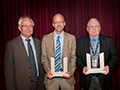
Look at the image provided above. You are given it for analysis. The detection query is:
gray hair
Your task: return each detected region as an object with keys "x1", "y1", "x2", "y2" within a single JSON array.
[
  {"x1": 18, "y1": 15, "x2": 35, "y2": 26},
  {"x1": 87, "y1": 18, "x2": 100, "y2": 27}
]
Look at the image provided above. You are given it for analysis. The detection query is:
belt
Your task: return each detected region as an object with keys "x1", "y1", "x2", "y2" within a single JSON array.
[{"x1": 93, "y1": 74, "x2": 98, "y2": 77}]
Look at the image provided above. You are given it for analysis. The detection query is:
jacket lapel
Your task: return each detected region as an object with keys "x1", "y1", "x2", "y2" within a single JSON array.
[
  {"x1": 62, "y1": 33, "x2": 66, "y2": 58},
  {"x1": 17, "y1": 36, "x2": 29, "y2": 61},
  {"x1": 85, "y1": 36, "x2": 90, "y2": 54},
  {"x1": 50, "y1": 32, "x2": 55, "y2": 57},
  {"x1": 99, "y1": 35, "x2": 105, "y2": 53},
  {"x1": 33, "y1": 38, "x2": 40, "y2": 63},
  {"x1": 62, "y1": 32, "x2": 70, "y2": 58}
]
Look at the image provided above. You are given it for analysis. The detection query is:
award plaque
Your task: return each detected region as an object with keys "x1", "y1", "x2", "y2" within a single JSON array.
[
  {"x1": 86, "y1": 52, "x2": 106, "y2": 74},
  {"x1": 51, "y1": 57, "x2": 69, "y2": 77}
]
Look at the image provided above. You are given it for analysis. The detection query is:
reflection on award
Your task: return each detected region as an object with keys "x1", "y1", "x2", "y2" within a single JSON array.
[
  {"x1": 51, "y1": 57, "x2": 69, "y2": 77},
  {"x1": 86, "y1": 52, "x2": 106, "y2": 74}
]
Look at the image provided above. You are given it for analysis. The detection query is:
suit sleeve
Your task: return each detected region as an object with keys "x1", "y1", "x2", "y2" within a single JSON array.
[
  {"x1": 107, "y1": 38, "x2": 119, "y2": 70},
  {"x1": 41, "y1": 35, "x2": 50, "y2": 73},
  {"x1": 4, "y1": 42, "x2": 16, "y2": 90},
  {"x1": 70, "y1": 36, "x2": 76, "y2": 75}
]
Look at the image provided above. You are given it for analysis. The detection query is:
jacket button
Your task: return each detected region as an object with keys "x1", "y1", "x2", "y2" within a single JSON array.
[{"x1": 29, "y1": 77, "x2": 31, "y2": 79}]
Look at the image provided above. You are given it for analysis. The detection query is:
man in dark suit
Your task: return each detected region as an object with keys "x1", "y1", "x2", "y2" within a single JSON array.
[
  {"x1": 42, "y1": 13, "x2": 76, "y2": 90},
  {"x1": 76, "y1": 18, "x2": 119, "y2": 90},
  {"x1": 4, "y1": 15, "x2": 44, "y2": 90}
]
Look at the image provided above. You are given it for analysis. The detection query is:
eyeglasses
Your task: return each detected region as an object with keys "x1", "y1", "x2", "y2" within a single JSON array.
[
  {"x1": 53, "y1": 21, "x2": 64, "y2": 24},
  {"x1": 88, "y1": 25, "x2": 100, "y2": 28},
  {"x1": 20, "y1": 25, "x2": 33, "y2": 28}
]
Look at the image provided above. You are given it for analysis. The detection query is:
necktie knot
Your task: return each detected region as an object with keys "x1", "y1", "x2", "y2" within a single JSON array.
[
  {"x1": 92, "y1": 39, "x2": 96, "y2": 42},
  {"x1": 26, "y1": 39, "x2": 31, "y2": 42},
  {"x1": 57, "y1": 36, "x2": 60, "y2": 39}
]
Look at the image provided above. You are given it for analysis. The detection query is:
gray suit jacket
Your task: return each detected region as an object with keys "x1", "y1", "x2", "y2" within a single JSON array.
[
  {"x1": 41, "y1": 32, "x2": 76, "y2": 85},
  {"x1": 4, "y1": 36, "x2": 44, "y2": 90}
]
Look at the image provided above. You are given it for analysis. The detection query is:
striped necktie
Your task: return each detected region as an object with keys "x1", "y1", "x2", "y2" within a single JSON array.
[
  {"x1": 26, "y1": 39, "x2": 37, "y2": 81},
  {"x1": 55, "y1": 36, "x2": 62, "y2": 72}
]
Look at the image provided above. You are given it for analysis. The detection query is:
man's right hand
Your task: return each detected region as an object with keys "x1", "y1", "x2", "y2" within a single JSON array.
[
  {"x1": 83, "y1": 66, "x2": 89, "y2": 75},
  {"x1": 47, "y1": 70, "x2": 53, "y2": 79}
]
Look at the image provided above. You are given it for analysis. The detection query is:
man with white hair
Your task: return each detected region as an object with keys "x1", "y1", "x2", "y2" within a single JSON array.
[
  {"x1": 76, "y1": 18, "x2": 119, "y2": 90},
  {"x1": 4, "y1": 15, "x2": 44, "y2": 90}
]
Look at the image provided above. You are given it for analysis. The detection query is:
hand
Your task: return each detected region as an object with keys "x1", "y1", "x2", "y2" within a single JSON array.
[
  {"x1": 63, "y1": 72, "x2": 71, "y2": 79},
  {"x1": 102, "y1": 65, "x2": 109, "y2": 75},
  {"x1": 47, "y1": 70, "x2": 53, "y2": 80},
  {"x1": 83, "y1": 66, "x2": 89, "y2": 75}
]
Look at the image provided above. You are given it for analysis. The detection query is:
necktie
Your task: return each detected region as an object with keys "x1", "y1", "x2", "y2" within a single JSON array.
[
  {"x1": 55, "y1": 36, "x2": 62, "y2": 72},
  {"x1": 92, "y1": 39, "x2": 98, "y2": 68},
  {"x1": 26, "y1": 39, "x2": 37, "y2": 81},
  {"x1": 92, "y1": 39, "x2": 96, "y2": 53}
]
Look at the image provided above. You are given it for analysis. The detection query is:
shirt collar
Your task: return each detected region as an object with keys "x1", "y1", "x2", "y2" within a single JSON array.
[
  {"x1": 90, "y1": 36, "x2": 99, "y2": 41},
  {"x1": 20, "y1": 34, "x2": 32, "y2": 41},
  {"x1": 54, "y1": 31, "x2": 64, "y2": 39}
]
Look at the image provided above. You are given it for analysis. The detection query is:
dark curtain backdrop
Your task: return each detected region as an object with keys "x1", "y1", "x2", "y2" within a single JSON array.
[{"x1": 0, "y1": 0, "x2": 120, "y2": 90}]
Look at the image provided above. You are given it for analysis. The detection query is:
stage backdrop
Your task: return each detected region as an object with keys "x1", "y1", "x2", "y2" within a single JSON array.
[{"x1": 1, "y1": 0, "x2": 120, "y2": 90}]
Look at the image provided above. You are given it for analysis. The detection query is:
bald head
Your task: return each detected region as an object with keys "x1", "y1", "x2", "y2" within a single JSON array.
[
  {"x1": 52, "y1": 13, "x2": 66, "y2": 35},
  {"x1": 53, "y1": 13, "x2": 65, "y2": 23}
]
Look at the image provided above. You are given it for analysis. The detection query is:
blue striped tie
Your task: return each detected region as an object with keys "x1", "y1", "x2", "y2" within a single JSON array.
[{"x1": 55, "y1": 36, "x2": 62, "y2": 72}]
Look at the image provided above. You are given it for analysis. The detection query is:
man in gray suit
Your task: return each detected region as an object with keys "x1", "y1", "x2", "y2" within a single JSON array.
[
  {"x1": 4, "y1": 15, "x2": 44, "y2": 90},
  {"x1": 42, "y1": 13, "x2": 76, "y2": 90}
]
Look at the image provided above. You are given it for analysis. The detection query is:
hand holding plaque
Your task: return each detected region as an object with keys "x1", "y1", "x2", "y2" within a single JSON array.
[
  {"x1": 86, "y1": 52, "x2": 106, "y2": 74},
  {"x1": 51, "y1": 57, "x2": 69, "y2": 77}
]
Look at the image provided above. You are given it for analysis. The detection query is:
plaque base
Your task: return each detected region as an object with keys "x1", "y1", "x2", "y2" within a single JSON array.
[
  {"x1": 86, "y1": 52, "x2": 106, "y2": 74},
  {"x1": 86, "y1": 68, "x2": 106, "y2": 74},
  {"x1": 51, "y1": 57, "x2": 68, "y2": 77},
  {"x1": 52, "y1": 72, "x2": 69, "y2": 77}
]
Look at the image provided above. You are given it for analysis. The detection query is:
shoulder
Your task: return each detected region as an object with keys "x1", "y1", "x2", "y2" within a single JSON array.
[
  {"x1": 99, "y1": 35, "x2": 113, "y2": 41},
  {"x1": 77, "y1": 35, "x2": 89, "y2": 41},
  {"x1": 6, "y1": 36, "x2": 20, "y2": 45},
  {"x1": 5, "y1": 36, "x2": 21, "y2": 50},
  {"x1": 64, "y1": 32, "x2": 76, "y2": 43},
  {"x1": 42, "y1": 32, "x2": 53, "y2": 41},
  {"x1": 33, "y1": 37, "x2": 41, "y2": 43},
  {"x1": 64, "y1": 32, "x2": 75, "y2": 38},
  {"x1": 64, "y1": 32, "x2": 76, "y2": 41}
]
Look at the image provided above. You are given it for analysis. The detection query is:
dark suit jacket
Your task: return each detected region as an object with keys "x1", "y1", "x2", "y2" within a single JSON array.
[
  {"x1": 4, "y1": 36, "x2": 44, "y2": 90},
  {"x1": 76, "y1": 35, "x2": 119, "y2": 90}
]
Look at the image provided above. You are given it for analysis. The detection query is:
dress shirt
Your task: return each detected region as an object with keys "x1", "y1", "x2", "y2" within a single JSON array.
[{"x1": 20, "y1": 34, "x2": 39, "y2": 76}]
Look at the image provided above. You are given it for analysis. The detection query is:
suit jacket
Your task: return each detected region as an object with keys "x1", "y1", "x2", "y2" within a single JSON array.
[
  {"x1": 76, "y1": 35, "x2": 119, "y2": 90},
  {"x1": 41, "y1": 32, "x2": 76, "y2": 85},
  {"x1": 4, "y1": 36, "x2": 44, "y2": 90}
]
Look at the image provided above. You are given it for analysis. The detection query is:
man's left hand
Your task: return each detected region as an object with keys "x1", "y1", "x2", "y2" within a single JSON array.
[
  {"x1": 102, "y1": 65, "x2": 109, "y2": 75},
  {"x1": 63, "y1": 72, "x2": 71, "y2": 79}
]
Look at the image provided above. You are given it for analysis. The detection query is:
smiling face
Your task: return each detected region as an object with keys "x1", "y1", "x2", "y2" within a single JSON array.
[
  {"x1": 52, "y1": 14, "x2": 66, "y2": 35},
  {"x1": 87, "y1": 18, "x2": 101, "y2": 38},
  {"x1": 18, "y1": 18, "x2": 34, "y2": 39}
]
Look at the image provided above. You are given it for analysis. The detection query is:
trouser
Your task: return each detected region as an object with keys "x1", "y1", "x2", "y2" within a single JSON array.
[
  {"x1": 81, "y1": 76, "x2": 101, "y2": 90},
  {"x1": 45, "y1": 78, "x2": 74, "y2": 90}
]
